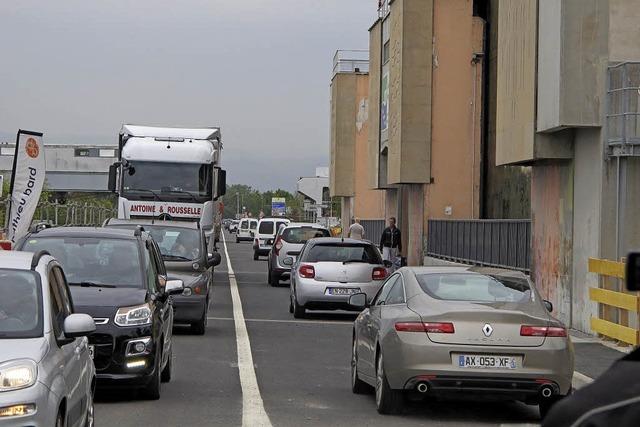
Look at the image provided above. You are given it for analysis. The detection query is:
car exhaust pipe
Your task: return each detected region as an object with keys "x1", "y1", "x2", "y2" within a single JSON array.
[
  {"x1": 540, "y1": 385, "x2": 554, "y2": 398},
  {"x1": 416, "y1": 382, "x2": 429, "y2": 393}
]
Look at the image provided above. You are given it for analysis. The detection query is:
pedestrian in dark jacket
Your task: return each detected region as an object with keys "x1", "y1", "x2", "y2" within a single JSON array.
[{"x1": 380, "y1": 217, "x2": 401, "y2": 262}]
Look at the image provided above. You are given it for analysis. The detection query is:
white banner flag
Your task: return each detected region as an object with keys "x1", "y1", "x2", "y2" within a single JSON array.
[{"x1": 7, "y1": 130, "x2": 46, "y2": 244}]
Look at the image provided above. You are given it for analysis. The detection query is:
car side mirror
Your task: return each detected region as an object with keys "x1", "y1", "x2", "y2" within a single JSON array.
[
  {"x1": 208, "y1": 252, "x2": 222, "y2": 268},
  {"x1": 348, "y1": 293, "x2": 368, "y2": 310},
  {"x1": 626, "y1": 252, "x2": 640, "y2": 291},
  {"x1": 64, "y1": 314, "x2": 96, "y2": 338},
  {"x1": 282, "y1": 257, "x2": 294, "y2": 266},
  {"x1": 543, "y1": 300, "x2": 553, "y2": 312},
  {"x1": 165, "y1": 279, "x2": 184, "y2": 295}
]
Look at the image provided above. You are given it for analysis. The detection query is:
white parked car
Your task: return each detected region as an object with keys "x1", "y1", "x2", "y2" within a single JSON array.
[
  {"x1": 253, "y1": 217, "x2": 290, "y2": 260},
  {"x1": 236, "y1": 218, "x2": 258, "y2": 243},
  {"x1": 0, "y1": 251, "x2": 96, "y2": 427}
]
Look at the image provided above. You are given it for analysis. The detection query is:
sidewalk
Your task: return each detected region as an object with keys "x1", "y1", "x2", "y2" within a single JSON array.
[{"x1": 570, "y1": 329, "x2": 631, "y2": 388}]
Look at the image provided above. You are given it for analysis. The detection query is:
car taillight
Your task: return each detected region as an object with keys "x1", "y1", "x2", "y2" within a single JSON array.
[
  {"x1": 520, "y1": 325, "x2": 567, "y2": 337},
  {"x1": 0, "y1": 241, "x2": 12, "y2": 250},
  {"x1": 372, "y1": 267, "x2": 387, "y2": 280},
  {"x1": 395, "y1": 322, "x2": 455, "y2": 333},
  {"x1": 254, "y1": 238, "x2": 259, "y2": 246},
  {"x1": 274, "y1": 236, "x2": 283, "y2": 256},
  {"x1": 299, "y1": 265, "x2": 315, "y2": 279}
]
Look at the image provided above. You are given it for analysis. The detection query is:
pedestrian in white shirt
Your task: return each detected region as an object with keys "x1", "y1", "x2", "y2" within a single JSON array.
[{"x1": 348, "y1": 218, "x2": 365, "y2": 240}]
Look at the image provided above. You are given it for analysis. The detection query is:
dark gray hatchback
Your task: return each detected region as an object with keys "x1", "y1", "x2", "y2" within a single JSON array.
[{"x1": 104, "y1": 218, "x2": 221, "y2": 335}]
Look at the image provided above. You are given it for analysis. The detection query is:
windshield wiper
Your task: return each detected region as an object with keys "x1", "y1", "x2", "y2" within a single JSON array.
[
  {"x1": 162, "y1": 254, "x2": 191, "y2": 261},
  {"x1": 69, "y1": 281, "x2": 117, "y2": 289},
  {"x1": 125, "y1": 188, "x2": 164, "y2": 201},
  {"x1": 160, "y1": 189, "x2": 198, "y2": 202}
]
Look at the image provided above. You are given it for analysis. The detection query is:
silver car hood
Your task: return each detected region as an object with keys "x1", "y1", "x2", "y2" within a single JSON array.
[{"x1": 0, "y1": 337, "x2": 49, "y2": 364}]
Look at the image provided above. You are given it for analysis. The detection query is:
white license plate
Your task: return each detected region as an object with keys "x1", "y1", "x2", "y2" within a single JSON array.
[
  {"x1": 88, "y1": 345, "x2": 95, "y2": 360},
  {"x1": 454, "y1": 354, "x2": 520, "y2": 369},
  {"x1": 326, "y1": 287, "x2": 360, "y2": 295}
]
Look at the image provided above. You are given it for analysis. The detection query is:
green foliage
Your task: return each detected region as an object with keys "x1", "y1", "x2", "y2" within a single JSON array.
[{"x1": 221, "y1": 184, "x2": 304, "y2": 219}]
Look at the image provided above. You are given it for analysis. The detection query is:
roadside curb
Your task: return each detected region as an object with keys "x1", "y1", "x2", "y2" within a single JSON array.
[{"x1": 572, "y1": 371, "x2": 593, "y2": 389}]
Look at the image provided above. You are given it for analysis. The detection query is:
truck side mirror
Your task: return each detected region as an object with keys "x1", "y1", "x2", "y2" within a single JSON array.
[
  {"x1": 108, "y1": 163, "x2": 118, "y2": 192},
  {"x1": 215, "y1": 168, "x2": 227, "y2": 199},
  {"x1": 626, "y1": 252, "x2": 640, "y2": 291}
]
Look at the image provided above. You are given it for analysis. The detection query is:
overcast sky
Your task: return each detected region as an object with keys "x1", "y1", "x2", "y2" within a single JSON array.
[{"x1": 0, "y1": 1, "x2": 376, "y2": 191}]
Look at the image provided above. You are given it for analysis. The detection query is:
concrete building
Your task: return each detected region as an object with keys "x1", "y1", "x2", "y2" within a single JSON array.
[
  {"x1": 496, "y1": 0, "x2": 640, "y2": 332},
  {"x1": 297, "y1": 167, "x2": 330, "y2": 222},
  {"x1": 329, "y1": 50, "x2": 385, "y2": 231},
  {"x1": 0, "y1": 143, "x2": 117, "y2": 194}
]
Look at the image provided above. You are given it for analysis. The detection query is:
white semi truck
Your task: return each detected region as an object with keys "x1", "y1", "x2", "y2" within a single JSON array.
[{"x1": 108, "y1": 124, "x2": 226, "y2": 244}]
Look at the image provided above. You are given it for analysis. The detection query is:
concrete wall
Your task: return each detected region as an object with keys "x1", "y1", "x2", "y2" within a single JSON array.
[
  {"x1": 387, "y1": 0, "x2": 433, "y2": 184},
  {"x1": 531, "y1": 162, "x2": 574, "y2": 324},
  {"x1": 537, "y1": 0, "x2": 607, "y2": 132},
  {"x1": 329, "y1": 73, "x2": 357, "y2": 197},
  {"x1": 368, "y1": 20, "x2": 382, "y2": 190},
  {"x1": 495, "y1": 0, "x2": 537, "y2": 165},
  {"x1": 353, "y1": 74, "x2": 385, "y2": 220},
  {"x1": 483, "y1": 0, "x2": 531, "y2": 219},
  {"x1": 609, "y1": 0, "x2": 640, "y2": 61},
  {"x1": 571, "y1": 128, "x2": 602, "y2": 331},
  {"x1": 427, "y1": 0, "x2": 482, "y2": 220}
]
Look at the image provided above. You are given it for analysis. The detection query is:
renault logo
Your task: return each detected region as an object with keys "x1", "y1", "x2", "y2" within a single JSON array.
[{"x1": 482, "y1": 324, "x2": 493, "y2": 337}]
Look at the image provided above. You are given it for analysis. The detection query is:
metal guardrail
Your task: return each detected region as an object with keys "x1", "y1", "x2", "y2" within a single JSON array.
[
  {"x1": 606, "y1": 62, "x2": 640, "y2": 157},
  {"x1": 588, "y1": 257, "x2": 640, "y2": 345},
  {"x1": 332, "y1": 50, "x2": 369, "y2": 77},
  {"x1": 0, "y1": 198, "x2": 116, "y2": 229},
  {"x1": 426, "y1": 219, "x2": 531, "y2": 272}
]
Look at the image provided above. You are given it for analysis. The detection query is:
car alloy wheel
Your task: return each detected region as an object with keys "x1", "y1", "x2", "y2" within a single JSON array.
[
  {"x1": 375, "y1": 352, "x2": 403, "y2": 414},
  {"x1": 351, "y1": 338, "x2": 370, "y2": 394}
]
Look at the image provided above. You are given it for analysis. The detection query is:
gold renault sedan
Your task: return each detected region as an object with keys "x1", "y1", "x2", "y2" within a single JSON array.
[{"x1": 349, "y1": 266, "x2": 574, "y2": 417}]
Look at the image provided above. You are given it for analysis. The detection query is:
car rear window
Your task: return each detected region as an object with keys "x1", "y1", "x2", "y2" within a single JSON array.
[
  {"x1": 415, "y1": 273, "x2": 532, "y2": 303},
  {"x1": 305, "y1": 243, "x2": 382, "y2": 264},
  {"x1": 250, "y1": 221, "x2": 257, "y2": 230},
  {"x1": 259, "y1": 221, "x2": 274, "y2": 234},
  {"x1": 282, "y1": 227, "x2": 330, "y2": 244},
  {"x1": 241, "y1": 220, "x2": 248, "y2": 229}
]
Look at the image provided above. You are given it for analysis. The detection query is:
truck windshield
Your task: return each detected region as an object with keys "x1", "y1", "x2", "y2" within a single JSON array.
[{"x1": 123, "y1": 161, "x2": 212, "y2": 199}]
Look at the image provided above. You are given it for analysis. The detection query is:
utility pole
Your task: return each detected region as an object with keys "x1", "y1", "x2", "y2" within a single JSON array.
[{"x1": 236, "y1": 192, "x2": 240, "y2": 218}]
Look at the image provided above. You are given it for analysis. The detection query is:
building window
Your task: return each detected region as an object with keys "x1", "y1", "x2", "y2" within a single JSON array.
[
  {"x1": 99, "y1": 149, "x2": 115, "y2": 157},
  {"x1": 383, "y1": 41, "x2": 390, "y2": 64},
  {"x1": 75, "y1": 148, "x2": 91, "y2": 157},
  {"x1": 0, "y1": 147, "x2": 14, "y2": 156}
]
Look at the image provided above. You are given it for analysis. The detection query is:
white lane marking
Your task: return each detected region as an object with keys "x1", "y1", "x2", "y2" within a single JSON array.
[
  {"x1": 207, "y1": 316, "x2": 353, "y2": 326},
  {"x1": 222, "y1": 233, "x2": 272, "y2": 427},
  {"x1": 572, "y1": 371, "x2": 594, "y2": 389}
]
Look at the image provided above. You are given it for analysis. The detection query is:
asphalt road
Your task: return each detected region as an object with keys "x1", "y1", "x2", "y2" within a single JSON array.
[{"x1": 96, "y1": 231, "x2": 540, "y2": 427}]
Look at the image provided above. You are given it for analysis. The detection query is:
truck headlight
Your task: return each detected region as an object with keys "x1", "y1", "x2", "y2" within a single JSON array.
[
  {"x1": 115, "y1": 303, "x2": 152, "y2": 326},
  {"x1": 0, "y1": 360, "x2": 37, "y2": 392}
]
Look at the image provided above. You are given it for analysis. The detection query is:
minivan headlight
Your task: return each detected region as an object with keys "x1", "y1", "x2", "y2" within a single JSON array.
[
  {"x1": 0, "y1": 359, "x2": 37, "y2": 392},
  {"x1": 115, "y1": 303, "x2": 152, "y2": 327}
]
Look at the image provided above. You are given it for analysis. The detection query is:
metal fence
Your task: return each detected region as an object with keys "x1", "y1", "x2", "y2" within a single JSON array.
[
  {"x1": 360, "y1": 219, "x2": 385, "y2": 244},
  {"x1": 0, "y1": 198, "x2": 117, "y2": 229},
  {"x1": 426, "y1": 219, "x2": 531, "y2": 272}
]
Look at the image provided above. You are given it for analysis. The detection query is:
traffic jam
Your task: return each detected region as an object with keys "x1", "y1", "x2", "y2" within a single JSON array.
[{"x1": 0, "y1": 126, "x2": 638, "y2": 427}]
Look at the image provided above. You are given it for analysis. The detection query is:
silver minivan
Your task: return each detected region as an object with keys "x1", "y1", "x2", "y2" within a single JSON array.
[
  {"x1": 253, "y1": 217, "x2": 290, "y2": 260},
  {"x1": 0, "y1": 251, "x2": 96, "y2": 427}
]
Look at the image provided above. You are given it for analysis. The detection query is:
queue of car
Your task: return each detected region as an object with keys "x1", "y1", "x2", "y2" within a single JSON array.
[
  {"x1": 244, "y1": 219, "x2": 574, "y2": 420},
  {"x1": 0, "y1": 219, "x2": 221, "y2": 426}
]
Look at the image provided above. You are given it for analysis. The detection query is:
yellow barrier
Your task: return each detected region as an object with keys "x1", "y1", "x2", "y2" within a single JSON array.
[{"x1": 588, "y1": 257, "x2": 640, "y2": 345}]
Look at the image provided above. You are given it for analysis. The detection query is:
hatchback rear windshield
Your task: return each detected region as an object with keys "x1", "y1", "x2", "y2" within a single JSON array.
[
  {"x1": 22, "y1": 237, "x2": 143, "y2": 288},
  {"x1": 0, "y1": 269, "x2": 43, "y2": 339},
  {"x1": 282, "y1": 227, "x2": 330, "y2": 244},
  {"x1": 415, "y1": 273, "x2": 532, "y2": 303},
  {"x1": 240, "y1": 220, "x2": 249, "y2": 229},
  {"x1": 305, "y1": 243, "x2": 382, "y2": 264},
  {"x1": 249, "y1": 221, "x2": 257, "y2": 230},
  {"x1": 259, "y1": 221, "x2": 274, "y2": 234}
]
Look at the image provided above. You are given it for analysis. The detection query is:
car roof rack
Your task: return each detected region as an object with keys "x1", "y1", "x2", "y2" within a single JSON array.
[
  {"x1": 31, "y1": 250, "x2": 51, "y2": 270},
  {"x1": 134, "y1": 225, "x2": 145, "y2": 237}
]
